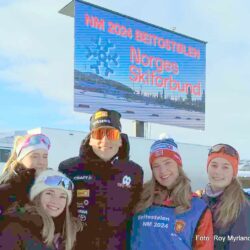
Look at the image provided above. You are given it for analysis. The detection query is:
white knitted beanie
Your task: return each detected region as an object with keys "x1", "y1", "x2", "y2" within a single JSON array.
[{"x1": 30, "y1": 169, "x2": 73, "y2": 205}]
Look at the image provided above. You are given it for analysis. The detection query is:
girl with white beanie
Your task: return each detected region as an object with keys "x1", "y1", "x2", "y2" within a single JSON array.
[{"x1": 0, "y1": 169, "x2": 82, "y2": 250}]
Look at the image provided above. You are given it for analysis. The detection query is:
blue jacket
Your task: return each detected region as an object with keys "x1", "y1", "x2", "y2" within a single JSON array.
[{"x1": 130, "y1": 197, "x2": 208, "y2": 250}]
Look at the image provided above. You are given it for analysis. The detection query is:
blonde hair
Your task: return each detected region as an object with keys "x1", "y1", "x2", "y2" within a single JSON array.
[
  {"x1": 0, "y1": 135, "x2": 28, "y2": 184},
  {"x1": 26, "y1": 195, "x2": 82, "y2": 250},
  {"x1": 213, "y1": 178, "x2": 249, "y2": 228},
  {"x1": 135, "y1": 167, "x2": 192, "y2": 214}
]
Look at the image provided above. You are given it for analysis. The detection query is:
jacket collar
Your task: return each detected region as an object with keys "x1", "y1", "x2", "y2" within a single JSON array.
[{"x1": 205, "y1": 183, "x2": 224, "y2": 198}]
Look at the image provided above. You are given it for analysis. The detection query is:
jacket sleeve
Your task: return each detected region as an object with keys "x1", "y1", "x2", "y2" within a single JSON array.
[
  {"x1": 0, "y1": 222, "x2": 24, "y2": 249},
  {"x1": 130, "y1": 164, "x2": 144, "y2": 215},
  {"x1": 193, "y1": 208, "x2": 214, "y2": 250},
  {"x1": 58, "y1": 160, "x2": 68, "y2": 175},
  {"x1": 0, "y1": 183, "x2": 16, "y2": 216},
  {"x1": 0, "y1": 167, "x2": 35, "y2": 216},
  {"x1": 126, "y1": 164, "x2": 143, "y2": 248}
]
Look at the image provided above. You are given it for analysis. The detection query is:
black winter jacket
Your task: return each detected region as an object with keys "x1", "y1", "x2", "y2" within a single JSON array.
[
  {"x1": 58, "y1": 133, "x2": 143, "y2": 250},
  {"x1": 0, "y1": 166, "x2": 35, "y2": 218},
  {"x1": 0, "y1": 209, "x2": 64, "y2": 250}
]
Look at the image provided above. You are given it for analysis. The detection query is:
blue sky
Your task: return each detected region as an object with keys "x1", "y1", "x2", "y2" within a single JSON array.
[{"x1": 0, "y1": 0, "x2": 250, "y2": 159}]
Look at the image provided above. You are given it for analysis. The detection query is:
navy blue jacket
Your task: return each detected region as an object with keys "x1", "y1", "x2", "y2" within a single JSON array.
[
  {"x1": 202, "y1": 192, "x2": 250, "y2": 250},
  {"x1": 58, "y1": 133, "x2": 143, "y2": 250}
]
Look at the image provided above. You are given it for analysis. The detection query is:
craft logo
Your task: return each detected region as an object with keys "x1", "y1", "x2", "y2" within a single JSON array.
[{"x1": 73, "y1": 175, "x2": 93, "y2": 181}]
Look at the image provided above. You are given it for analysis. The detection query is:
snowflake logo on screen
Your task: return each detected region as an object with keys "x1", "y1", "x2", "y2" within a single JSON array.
[{"x1": 86, "y1": 36, "x2": 119, "y2": 77}]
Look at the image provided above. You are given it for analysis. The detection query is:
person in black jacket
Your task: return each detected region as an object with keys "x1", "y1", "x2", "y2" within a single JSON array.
[
  {"x1": 0, "y1": 169, "x2": 82, "y2": 250},
  {"x1": 58, "y1": 108, "x2": 143, "y2": 250},
  {"x1": 0, "y1": 133, "x2": 50, "y2": 216}
]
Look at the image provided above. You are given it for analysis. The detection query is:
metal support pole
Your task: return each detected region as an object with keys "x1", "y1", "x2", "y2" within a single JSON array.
[{"x1": 135, "y1": 120, "x2": 144, "y2": 137}]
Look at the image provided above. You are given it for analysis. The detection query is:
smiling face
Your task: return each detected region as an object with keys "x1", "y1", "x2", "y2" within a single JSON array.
[
  {"x1": 21, "y1": 149, "x2": 48, "y2": 174},
  {"x1": 89, "y1": 127, "x2": 122, "y2": 161},
  {"x1": 207, "y1": 157, "x2": 234, "y2": 192},
  {"x1": 40, "y1": 188, "x2": 67, "y2": 217},
  {"x1": 152, "y1": 157, "x2": 179, "y2": 189}
]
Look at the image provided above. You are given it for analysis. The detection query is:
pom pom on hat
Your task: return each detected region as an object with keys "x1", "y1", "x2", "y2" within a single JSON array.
[
  {"x1": 159, "y1": 133, "x2": 172, "y2": 140},
  {"x1": 149, "y1": 135, "x2": 182, "y2": 167}
]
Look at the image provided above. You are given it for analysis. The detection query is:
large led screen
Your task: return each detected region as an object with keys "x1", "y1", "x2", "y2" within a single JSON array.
[{"x1": 74, "y1": 0, "x2": 206, "y2": 130}]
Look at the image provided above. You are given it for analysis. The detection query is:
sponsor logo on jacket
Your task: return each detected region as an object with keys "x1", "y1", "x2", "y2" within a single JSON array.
[
  {"x1": 95, "y1": 111, "x2": 108, "y2": 119},
  {"x1": 73, "y1": 175, "x2": 93, "y2": 181},
  {"x1": 175, "y1": 220, "x2": 186, "y2": 233},
  {"x1": 117, "y1": 175, "x2": 132, "y2": 189},
  {"x1": 77, "y1": 189, "x2": 90, "y2": 197}
]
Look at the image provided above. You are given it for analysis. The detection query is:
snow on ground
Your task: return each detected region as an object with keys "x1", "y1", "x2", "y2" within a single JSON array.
[{"x1": 74, "y1": 90, "x2": 205, "y2": 130}]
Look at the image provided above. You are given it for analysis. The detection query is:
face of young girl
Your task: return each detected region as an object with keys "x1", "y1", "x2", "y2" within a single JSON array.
[
  {"x1": 207, "y1": 157, "x2": 234, "y2": 192},
  {"x1": 21, "y1": 149, "x2": 48, "y2": 175},
  {"x1": 40, "y1": 189, "x2": 67, "y2": 217},
  {"x1": 152, "y1": 157, "x2": 179, "y2": 189}
]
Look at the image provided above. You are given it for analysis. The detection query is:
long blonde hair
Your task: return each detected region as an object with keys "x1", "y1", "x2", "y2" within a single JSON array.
[
  {"x1": 213, "y1": 178, "x2": 248, "y2": 228},
  {"x1": 0, "y1": 135, "x2": 28, "y2": 184},
  {"x1": 135, "y1": 167, "x2": 192, "y2": 214},
  {"x1": 26, "y1": 195, "x2": 82, "y2": 250}
]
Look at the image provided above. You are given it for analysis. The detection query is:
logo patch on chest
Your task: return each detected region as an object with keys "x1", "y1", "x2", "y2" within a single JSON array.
[
  {"x1": 174, "y1": 220, "x2": 186, "y2": 233},
  {"x1": 77, "y1": 189, "x2": 90, "y2": 197},
  {"x1": 117, "y1": 175, "x2": 132, "y2": 189},
  {"x1": 73, "y1": 175, "x2": 93, "y2": 181}
]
